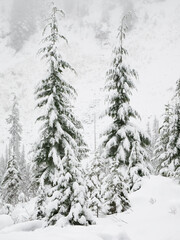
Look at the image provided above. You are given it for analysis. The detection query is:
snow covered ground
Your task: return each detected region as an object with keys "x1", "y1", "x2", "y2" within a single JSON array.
[
  {"x1": 121, "y1": 176, "x2": 180, "y2": 240},
  {"x1": 0, "y1": 175, "x2": 179, "y2": 240}
]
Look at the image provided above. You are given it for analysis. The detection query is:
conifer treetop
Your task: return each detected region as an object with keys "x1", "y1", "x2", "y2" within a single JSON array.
[
  {"x1": 38, "y1": 3, "x2": 74, "y2": 75},
  {"x1": 117, "y1": 13, "x2": 131, "y2": 58},
  {"x1": 105, "y1": 13, "x2": 139, "y2": 126},
  {"x1": 102, "y1": 14, "x2": 146, "y2": 163}
]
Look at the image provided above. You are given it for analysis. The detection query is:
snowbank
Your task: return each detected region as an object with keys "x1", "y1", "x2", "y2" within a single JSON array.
[
  {"x1": 121, "y1": 176, "x2": 180, "y2": 240},
  {"x1": 0, "y1": 214, "x2": 14, "y2": 230},
  {"x1": 0, "y1": 176, "x2": 179, "y2": 240},
  {"x1": 0, "y1": 220, "x2": 130, "y2": 240},
  {"x1": 11, "y1": 198, "x2": 37, "y2": 223},
  {"x1": 0, "y1": 220, "x2": 43, "y2": 233}
]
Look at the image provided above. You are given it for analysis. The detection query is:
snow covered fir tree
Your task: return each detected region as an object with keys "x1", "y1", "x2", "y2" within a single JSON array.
[
  {"x1": 0, "y1": 95, "x2": 22, "y2": 206},
  {"x1": 101, "y1": 14, "x2": 150, "y2": 214},
  {"x1": 127, "y1": 140, "x2": 150, "y2": 191},
  {"x1": 153, "y1": 104, "x2": 172, "y2": 176},
  {"x1": 7, "y1": 95, "x2": 22, "y2": 162},
  {"x1": 86, "y1": 154, "x2": 103, "y2": 217},
  {"x1": 146, "y1": 117, "x2": 159, "y2": 172},
  {"x1": 0, "y1": 154, "x2": 21, "y2": 206},
  {"x1": 0, "y1": 155, "x2": 7, "y2": 182},
  {"x1": 8, "y1": 95, "x2": 28, "y2": 196},
  {"x1": 167, "y1": 80, "x2": 180, "y2": 179},
  {"x1": 0, "y1": 95, "x2": 32, "y2": 206},
  {"x1": 34, "y1": 4, "x2": 94, "y2": 226},
  {"x1": 152, "y1": 79, "x2": 180, "y2": 181},
  {"x1": 155, "y1": 79, "x2": 180, "y2": 179},
  {"x1": 19, "y1": 145, "x2": 32, "y2": 200}
]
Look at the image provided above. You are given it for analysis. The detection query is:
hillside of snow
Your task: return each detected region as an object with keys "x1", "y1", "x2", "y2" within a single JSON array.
[
  {"x1": 0, "y1": 176, "x2": 179, "y2": 240},
  {"x1": 122, "y1": 176, "x2": 180, "y2": 240}
]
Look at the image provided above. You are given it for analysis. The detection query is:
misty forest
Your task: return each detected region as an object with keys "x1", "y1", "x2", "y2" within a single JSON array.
[{"x1": 0, "y1": 1, "x2": 180, "y2": 240}]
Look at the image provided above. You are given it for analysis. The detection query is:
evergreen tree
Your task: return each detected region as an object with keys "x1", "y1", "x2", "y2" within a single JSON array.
[
  {"x1": 164, "y1": 80, "x2": 180, "y2": 179},
  {"x1": 47, "y1": 150, "x2": 93, "y2": 226},
  {"x1": 146, "y1": 121, "x2": 153, "y2": 161},
  {"x1": 151, "y1": 117, "x2": 160, "y2": 171},
  {"x1": 7, "y1": 95, "x2": 22, "y2": 162},
  {"x1": 152, "y1": 117, "x2": 159, "y2": 149},
  {"x1": 86, "y1": 155, "x2": 103, "y2": 217},
  {"x1": 101, "y1": 14, "x2": 149, "y2": 213},
  {"x1": 34, "y1": 4, "x2": 93, "y2": 226},
  {"x1": 102, "y1": 158, "x2": 130, "y2": 214},
  {"x1": 146, "y1": 121, "x2": 151, "y2": 138},
  {"x1": 36, "y1": 182, "x2": 46, "y2": 220},
  {"x1": 19, "y1": 145, "x2": 31, "y2": 199},
  {"x1": 127, "y1": 140, "x2": 150, "y2": 191},
  {"x1": 5, "y1": 145, "x2": 10, "y2": 165},
  {"x1": 0, "y1": 155, "x2": 7, "y2": 182},
  {"x1": 27, "y1": 162, "x2": 39, "y2": 199},
  {"x1": 0, "y1": 95, "x2": 22, "y2": 205},
  {"x1": 154, "y1": 104, "x2": 172, "y2": 176},
  {"x1": 1, "y1": 154, "x2": 21, "y2": 206}
]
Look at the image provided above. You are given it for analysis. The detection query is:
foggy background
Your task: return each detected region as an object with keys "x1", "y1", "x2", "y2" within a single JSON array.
[{"x1": 0, "y1": 0, "x2": 180, "y2": 157}]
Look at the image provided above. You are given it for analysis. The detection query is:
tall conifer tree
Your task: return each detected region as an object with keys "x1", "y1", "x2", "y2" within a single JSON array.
[
  {"x1": 154, "y1": 104, "x2": 172, "y2": 176},
  {"x1": 101, "y1": 14, "x2": 149, "y2": 213},
  {"x1": 86, "y1": 155, "x2": 103, "y2": 217},
  {"x1": 1, "y1": 95, "x2": 22, "y2": 205},
  {"x1": 155, "y1": 80, "x2": 180, "y2": 179},
  {"x1": 7, "y1": 95, "x2": 22, "y2": 161},
  {"x1": 1, "y1": 155, "x2": 21, "y2": 206},
  {"x1": 0, "y1": 155, "x2": 6, "y2": 182},
  {"x1": 34, "y1": 4, "x2": 93, "y2": 226},
  {"x1": 165, "y1": 80, "x2": 180, "y2": 178}
]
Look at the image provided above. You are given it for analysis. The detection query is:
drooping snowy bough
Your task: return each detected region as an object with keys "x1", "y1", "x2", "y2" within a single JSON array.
[
  {"x1": 155, "y1": 79, "x2": 180, "y2": 180},
  {"x1": 101, "y1": 14, "x2": 150, "y2": 214}
]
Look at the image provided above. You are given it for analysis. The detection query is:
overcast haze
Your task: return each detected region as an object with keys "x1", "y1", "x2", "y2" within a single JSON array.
[{"x1": 0, "y1": 0, "x2": 180, "y2": 155}]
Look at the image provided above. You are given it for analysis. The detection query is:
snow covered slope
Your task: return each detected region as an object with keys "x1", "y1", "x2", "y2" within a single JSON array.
[
  {"x1": 0, "y1": 175, "x2": 179, "y2": 240},
  {"x1": 121, "y1": 175, "x2": 180, "y2": 240}
]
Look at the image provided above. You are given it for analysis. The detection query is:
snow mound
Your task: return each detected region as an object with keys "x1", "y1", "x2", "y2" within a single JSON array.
[
  {"x1": 0, "y1": 220, "x2": 43, "y2": 233},
  {"x1": 0, "y1": 215, "x2": 14, "y2": 230},
  {"x1": 121, "y1": 175, "x2": 180, "y2": 240},
  {"x1": 0, "y1": 218, "x2": 131, "y2": 240},
  {"x1": 11, "y1": 198, "x2": 37, "y2": 223}
]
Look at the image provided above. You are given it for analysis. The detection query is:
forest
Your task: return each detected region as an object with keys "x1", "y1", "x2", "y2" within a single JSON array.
[{"x1": 0, "y1": 1, "x2": 179, "y2": 240}]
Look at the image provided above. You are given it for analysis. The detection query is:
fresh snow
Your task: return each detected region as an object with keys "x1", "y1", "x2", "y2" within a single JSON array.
[
  {"x1": 0, "y1": 220, "x2": 43, "y2": 233},
  {"x1": 0, "y1": 176, "x2": 179, "y2": 240},
  {"x1": 0, "y1": 215, "x2": 13, "y2": 230},
  {"x1": 121, "y1": 176, "x2": 180, "y2": 240}
]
